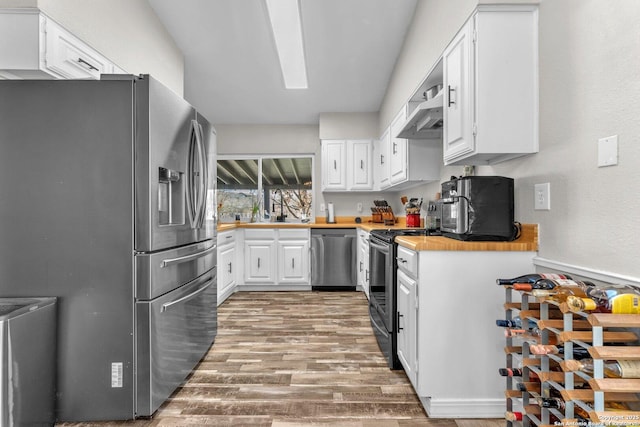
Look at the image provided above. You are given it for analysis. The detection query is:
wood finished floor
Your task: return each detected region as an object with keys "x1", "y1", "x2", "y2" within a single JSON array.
[{"x1": 58, "y1": 291, "x2": 502, "y2": 427}]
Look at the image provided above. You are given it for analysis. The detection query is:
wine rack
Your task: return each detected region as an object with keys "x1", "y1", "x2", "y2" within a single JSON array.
[{"x1": 503, "y1": 286, "x2": 640, "y2": 427}]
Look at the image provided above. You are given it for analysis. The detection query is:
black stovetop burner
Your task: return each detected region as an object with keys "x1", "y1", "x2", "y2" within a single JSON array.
[{"x1": 370, "y1": 228, "x2": 431, "y2": 243}]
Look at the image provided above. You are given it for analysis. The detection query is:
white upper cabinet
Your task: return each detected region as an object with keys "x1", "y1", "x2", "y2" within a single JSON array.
[
  {"x1": 382, "y1": 107, "x2": 441, "y2": 191},
  {"x1": 0, "y1": 9, "x2": 126, "y2": 80},
  {"x1": 442, "y1": 5, "x2": 539, "y2": 165},
  {"x1": 321, "y1": 139, "x2": 373, "y2": 192}
]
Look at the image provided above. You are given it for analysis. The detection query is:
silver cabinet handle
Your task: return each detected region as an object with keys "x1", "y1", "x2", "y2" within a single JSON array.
[
  {"x1": 228, "y1": 262, "x2": 232, "y2": 274},
  {"x1": 333, "y1": 160, "x2": 337, "y2": 170},
  {"x1": 359, "y1": 261, "x2": 363, "y2": 272},
  {"x1": 380, "y1": 154, "x2": 384, "y2": 165},
  {"x1": 392, "y1": 142, "x2": 397, "y2": 154},
  {"x1": 397, "y1": 257, "x2": 407, "y2": 264},
  {"x1": 397, "y1": 311, "x2": 404, "y2": 331},
  {"x1": 161, "y1": 279, "x2": 212, "y2": 312},
  {"x1": 448, "y1": 85, "x2": 456, "y2": 107},
  {"x1": 160, "y1": 245, "x2": 216, "y2": 268},
  {"x1": 77, "y1": 57, "x2": 99, "y2": 71},
  {"x1": 360, "y1": 160, "x2": 364, "y2": 169},
  {"x1": 291, "y1": 258, "x2": 295, "y2": 269},
  {"x1": 257, "y1": 257, "x2": 261, "y2": 269}
]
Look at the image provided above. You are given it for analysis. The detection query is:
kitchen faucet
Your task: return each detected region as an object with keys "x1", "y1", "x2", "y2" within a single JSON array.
[{"x1": 274, "y1": 189, "x2": 286, "y2": 222}]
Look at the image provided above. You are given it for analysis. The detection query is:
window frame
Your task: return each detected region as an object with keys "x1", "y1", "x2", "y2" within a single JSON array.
[{"x1": 217, "y1": 154, "x2": 315, "y2": 223}]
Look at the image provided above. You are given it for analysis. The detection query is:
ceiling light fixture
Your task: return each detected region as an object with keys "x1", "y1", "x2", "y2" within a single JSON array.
[{"x1": 265, "y1": 0, "x2": 308, "y2": 89}]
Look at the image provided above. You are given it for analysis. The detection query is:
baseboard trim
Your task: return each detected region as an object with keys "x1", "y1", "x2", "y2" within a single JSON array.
[
  {"x1": 421, "y1": 396, "x2": 505, "y2": 418},
  {"x1": 533, "y1": 257, "x2": 640, "y2": 287}
]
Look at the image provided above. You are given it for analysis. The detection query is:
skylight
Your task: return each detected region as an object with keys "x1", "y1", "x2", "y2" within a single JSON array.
[{"x1": 265, "y1": 0, "x2": 308, "y2": 89}]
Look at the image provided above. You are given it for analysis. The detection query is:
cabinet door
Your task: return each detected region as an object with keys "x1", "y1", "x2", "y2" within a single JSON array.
[
  {"x1": 376, "y1": 130, "x2": 391, "y2": 190},
  {"x1": 219, "y1": 244, "x2": 236, "y2": 293},
  {"x1": 349, "y1": 140, "x2": 373, "y2": 190},
  {"x1": 44, "y1": 17, "x2": 114, "y2": 80},
  {"x1": 397, "y1": 269, "x2": 417, "y2": 387},
  {"x1": 389, "y1": 110, "x2": 408, "y2": 185},
  {"x1": 443, "y1": 21, "x2": 473, "y2": 162},
  {"x1": 277, "y1": 240, "x2": 309, "y2": 284},
  {"x1": 244, "y1": 240, "x2": 276, "y2": 284},
  {"x1": 322, "y1": 140, "x2": 347, "y2": 190}
]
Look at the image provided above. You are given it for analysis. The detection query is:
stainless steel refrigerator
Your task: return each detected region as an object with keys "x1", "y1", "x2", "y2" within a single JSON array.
[{"x1": 0, "y1": 75, "x2": 218, "y2": 421}]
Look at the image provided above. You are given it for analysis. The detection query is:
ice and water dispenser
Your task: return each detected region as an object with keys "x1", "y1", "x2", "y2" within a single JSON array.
[{"x1": 158, "y1": 166, "x2": 185, "y2": 226}]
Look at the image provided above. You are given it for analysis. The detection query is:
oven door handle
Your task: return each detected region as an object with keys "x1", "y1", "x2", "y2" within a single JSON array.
[{"x1": 369, "y1": 239, "x2": 390, "y2": 254}]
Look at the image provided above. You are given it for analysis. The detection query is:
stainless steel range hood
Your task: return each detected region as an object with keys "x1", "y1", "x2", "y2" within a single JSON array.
[{"x1": 395, "y1": 91, "x2": 443, "y2": 139}]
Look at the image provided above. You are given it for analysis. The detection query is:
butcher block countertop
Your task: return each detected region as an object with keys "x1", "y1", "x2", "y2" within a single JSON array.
[
  {"x1": 218, "y1": 218, "x2": 538, "y2": 252},
  {"x1": 395, "y1": 224, "x2": 538, "y2": 252}
]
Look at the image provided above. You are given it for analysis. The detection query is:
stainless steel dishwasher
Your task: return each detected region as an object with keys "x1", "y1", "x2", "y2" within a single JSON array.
[{"x1": 310, "y1": 228, "x2": 357, "y2": 290}]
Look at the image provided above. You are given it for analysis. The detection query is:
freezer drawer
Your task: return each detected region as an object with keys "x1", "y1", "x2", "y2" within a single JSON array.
[
  {"x1": 135, "y1": 269, "x2": 217, "y2": 417},
  {"x1": 136, "y1": 240, "x2": 216, "y2": 300}
]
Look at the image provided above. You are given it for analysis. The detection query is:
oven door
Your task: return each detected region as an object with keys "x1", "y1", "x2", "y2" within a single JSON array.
[{"x1": 368, "y1": 236, "x2": 393, "y2": 332}]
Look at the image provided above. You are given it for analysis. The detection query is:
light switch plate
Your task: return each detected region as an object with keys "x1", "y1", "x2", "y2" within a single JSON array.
[
  {"x1": 598, "y1": 135, "x2": 618, "y2": 167},
  {"x1": 534, "y1": 183, "x2": 550, "y2": 211}
]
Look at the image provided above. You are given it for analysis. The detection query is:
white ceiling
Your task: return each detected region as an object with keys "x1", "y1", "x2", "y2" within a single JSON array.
[{"x1": 147, "y1": 0, "x2": 418, "y2": 125}]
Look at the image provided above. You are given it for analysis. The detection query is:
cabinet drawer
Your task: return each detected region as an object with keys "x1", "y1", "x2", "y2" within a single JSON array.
[
  {"x1": 278, "y1": 228, "x2": 309, "y2": 240},
  {"x1": 218, "y1": 230, "x2": 236, "y2": 246},
  {"x1": 244, "y1": 229, "x2": 277, "y2": 240},
  {"x1": 397, "y1": 246, "x2": 417, "y2": 277}
]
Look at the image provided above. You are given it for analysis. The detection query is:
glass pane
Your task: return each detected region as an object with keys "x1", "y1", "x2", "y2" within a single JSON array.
[
  {"x1": 263, "y1": 157, "x2": 312, "y2": 222},
  {"x1": 216, "y1": 159, "x2": 259, "y2": 223}
]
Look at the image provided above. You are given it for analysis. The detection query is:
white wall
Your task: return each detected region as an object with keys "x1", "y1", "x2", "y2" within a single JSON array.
[
  {"x1": 0, "y1": 0, "x2": 184, "y2": 95},
  {"x1": 379, "y1": 0, "x2": 640, "y2": 279}
]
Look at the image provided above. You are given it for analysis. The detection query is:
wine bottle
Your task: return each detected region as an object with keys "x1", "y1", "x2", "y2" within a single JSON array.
[
  {"x1": 504, "y1": 327, "x2": 559, "y2": 344},
  {"x1": 529, "y1": 344, "x2": 591, "y2": 360},
  {"x1": 512, "y1": 278, "x2": 594, "y2": 292},
  {"x1": 530, "y1": 285, "x2": 592, "y2": 303},
  {"x1": 566, "y1": 284, "x2": 640, "y2": 314},
  {"x1": 563, "y1": 358, "x2": 640, "y2": 378},
  {"x1": 496, "y1": 316, "x2": 537, "y2": 329},
  {"x1": 505, "y1": 411, "x2": 523, "y2": 421},
  {"x1": 499, "y1": 368, "x2": 540, "y2": 379},
  {"x1": 496, "y1": 273, "x2": 572, "y2": 286}
]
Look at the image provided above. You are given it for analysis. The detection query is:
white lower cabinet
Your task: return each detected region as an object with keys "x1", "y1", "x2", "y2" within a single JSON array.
[
  {"x1": 242, "y1": 228, "x2": 309, "y2": 289},
  {"x1": 356, "y1": 229, "x2": 370, "y2": 298},
  {"x1": 396, "y1": 269, "x2": 417, "y2": 386},
  {"x1": 396, "y1": 244, "x2": 536, "y2": 418},
  {"x1": 217, "y1": 230, "x2": 237, "y2": 305}
]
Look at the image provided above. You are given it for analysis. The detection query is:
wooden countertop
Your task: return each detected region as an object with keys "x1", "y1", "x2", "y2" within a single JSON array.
[
  {"x1": 395, "y1": 224, "x2": 538, "y2": 252},
  {"x1": 218, "y1": 216, "x2": 416, "y2": 232},
  {"x1": 218, "y1": 218, "x2": 538, "y2": 252}
]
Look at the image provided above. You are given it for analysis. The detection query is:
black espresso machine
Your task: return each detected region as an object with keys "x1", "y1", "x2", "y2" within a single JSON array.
[{"x1": 440, "y1": 176, "x2": 518, "y2": 241}]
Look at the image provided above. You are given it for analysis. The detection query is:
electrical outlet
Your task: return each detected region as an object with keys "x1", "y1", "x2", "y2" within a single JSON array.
[
  {"x1": 357, "y1": 202, "x2": 363, "y2": 212},
  {"x1": 598, "y1": 135, "x2": 618, "y2": 167},
  {"x1": 320, "y1": 203, "x2": 326, "y2": 212},
  {"x1": 534, "y1": 183, "x2": 551, "y2": 211}
]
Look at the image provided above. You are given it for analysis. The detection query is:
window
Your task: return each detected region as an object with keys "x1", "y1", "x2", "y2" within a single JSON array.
[{"x1": 217, "y1": 156, "x2": 313, "y2": 223}]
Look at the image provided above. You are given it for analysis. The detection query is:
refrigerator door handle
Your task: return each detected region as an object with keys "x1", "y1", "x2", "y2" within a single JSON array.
[
  {"x1": 161, "y1": 278, "x2": 213, "y2": 312},
  {"x1": 160, "y1": 245, "x2": 217, "y2": 268},
  {"x1": 195, "y1": 122, "x2": 208, "y2": 228},
  {"x1": 185, "y1": 120, "x2": 199, "y2": 228}
]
